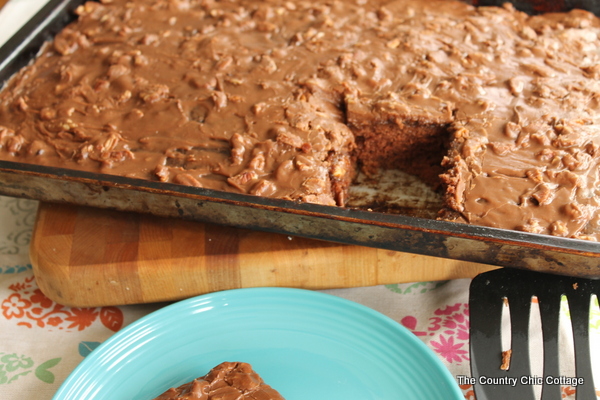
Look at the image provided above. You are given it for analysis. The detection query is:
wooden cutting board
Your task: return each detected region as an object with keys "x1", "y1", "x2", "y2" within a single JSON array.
[{"x1": 30, "y1": 202, "x2": 497, "y2": 307}]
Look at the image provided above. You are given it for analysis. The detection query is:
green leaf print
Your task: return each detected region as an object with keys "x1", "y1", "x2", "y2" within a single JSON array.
[
  {"x1": 8, "y1": 370, "x2": 32, "y2": 384},
  {"x1": 35, "y1": 358, "x2": 61, "y2": 384},
  {"x1": 0, "y1": 352, "x2": 61, "y2": 385},
  {"x1": 385, "y1": 280, "x2": 449, "y2": 294}
]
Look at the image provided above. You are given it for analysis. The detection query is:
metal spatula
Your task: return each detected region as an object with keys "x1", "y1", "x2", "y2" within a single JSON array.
[{"x1": 469, "y1": 268, "x2": 599, "y2": 400}]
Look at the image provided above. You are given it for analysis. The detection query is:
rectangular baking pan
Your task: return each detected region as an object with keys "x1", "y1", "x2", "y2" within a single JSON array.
[{"x1": 2, "y1": 0, "x2": 600, "y2": 279}]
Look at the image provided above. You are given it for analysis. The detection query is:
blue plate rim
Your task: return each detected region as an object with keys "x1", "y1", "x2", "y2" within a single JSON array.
[{"x1": 53, "y1": 287, "x2": 463, "y2": 399}]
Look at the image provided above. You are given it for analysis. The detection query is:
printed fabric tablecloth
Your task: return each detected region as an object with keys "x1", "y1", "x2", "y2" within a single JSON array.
[
  {"x1": 0, "y1": 196, "x2": 598, "y2": 400},
  {"x1": 1, "y1": 1, "x2": 600, "y2": 399},
  {"x1": 0, "y1": 196, "x2": 472, "y2": 400}
]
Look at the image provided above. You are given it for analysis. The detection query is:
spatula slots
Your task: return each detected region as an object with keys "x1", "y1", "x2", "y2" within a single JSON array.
[{"x1": 469, "y1": 268, "x2": 599, "y2": 400}]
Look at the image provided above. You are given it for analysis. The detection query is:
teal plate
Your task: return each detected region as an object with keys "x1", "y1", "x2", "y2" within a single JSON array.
[{"x1": 53, "y1": 288, "x2": 463, "y2": 400}]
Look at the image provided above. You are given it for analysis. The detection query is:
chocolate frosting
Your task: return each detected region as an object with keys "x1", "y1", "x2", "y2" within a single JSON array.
[
  {"x1": 1, "y1": 0, "x2": 600, "y2": 240},
  {"x1": 152, "y1": 361, "x2": 285, "y2": 400}
]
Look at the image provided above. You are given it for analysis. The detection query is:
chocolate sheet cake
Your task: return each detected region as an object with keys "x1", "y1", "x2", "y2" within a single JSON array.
[
  {"x1": 152, "y1": 362, "x2": 285, "y2": 400},
  {"x1": 1, "y1": 0, "x2": 600, "y2": 240}
]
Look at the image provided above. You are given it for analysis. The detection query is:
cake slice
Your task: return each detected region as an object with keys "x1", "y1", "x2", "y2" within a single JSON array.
[{"x1": 153, "y1": 362, "x2": 285, "y2": 400}]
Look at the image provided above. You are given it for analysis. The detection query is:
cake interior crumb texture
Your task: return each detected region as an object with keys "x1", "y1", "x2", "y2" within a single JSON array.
[{"x1": 1, "y1": 0, "x2": 600, "y2": 240}]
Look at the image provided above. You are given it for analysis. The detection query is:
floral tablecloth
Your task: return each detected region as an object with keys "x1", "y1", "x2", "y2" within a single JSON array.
[
  {"x1": 0, "y1": 1, "x2": 599, "y2": 399},
  {"x1": 1, "y1": 196, "x2": 597, "y2": 400},
  {"x1": 0, "y1": 196, "x2": 483, "y2": 400}
]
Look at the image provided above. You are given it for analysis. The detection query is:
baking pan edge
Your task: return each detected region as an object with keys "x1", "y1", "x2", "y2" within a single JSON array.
[{"x1": 1, "y1": 161, "x2": 600, "y2": 278}]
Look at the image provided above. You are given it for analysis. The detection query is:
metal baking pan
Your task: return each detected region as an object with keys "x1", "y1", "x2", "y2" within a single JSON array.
[{"x1": 2, "y1": 0, "x2": 600, "y2": 279}]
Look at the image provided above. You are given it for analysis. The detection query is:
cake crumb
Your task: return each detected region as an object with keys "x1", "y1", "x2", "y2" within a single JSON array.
[{"x1": 500, "y1": 349, "x2": 512, "y2": 371}]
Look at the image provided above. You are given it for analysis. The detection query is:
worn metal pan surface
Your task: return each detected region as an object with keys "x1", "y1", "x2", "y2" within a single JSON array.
[{"x1": 1, "y1": 0, "x2": 600, "y2": 279}]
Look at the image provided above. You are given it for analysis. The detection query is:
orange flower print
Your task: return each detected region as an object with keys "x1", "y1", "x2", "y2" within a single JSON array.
[
  {"x1": 30, "y1": 289, "x2": 53, "y2": 308},
  {"x1": 561, "y1": 386, "x2": 576, "y2": 399},
  {"x1": 459, "y1": 384, "x2": 475, "y2": 400},
  {"x1": 3, "y1": 276, "x2": 124, "y2": 332},
  {"x1": 2, "y1": 293, "x2": 32, "y2": 319},
  {"x1": 47, "y1": 316, "x2": 63, "y2": 327},
  {"x1": 65, "y1": 308, "x2": 99, "y2": 331}
]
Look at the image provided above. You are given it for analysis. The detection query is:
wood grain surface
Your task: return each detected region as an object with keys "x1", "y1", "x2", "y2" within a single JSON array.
[{"x1": 30, "y1": 202, "x2": 497, "y2": 307}]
